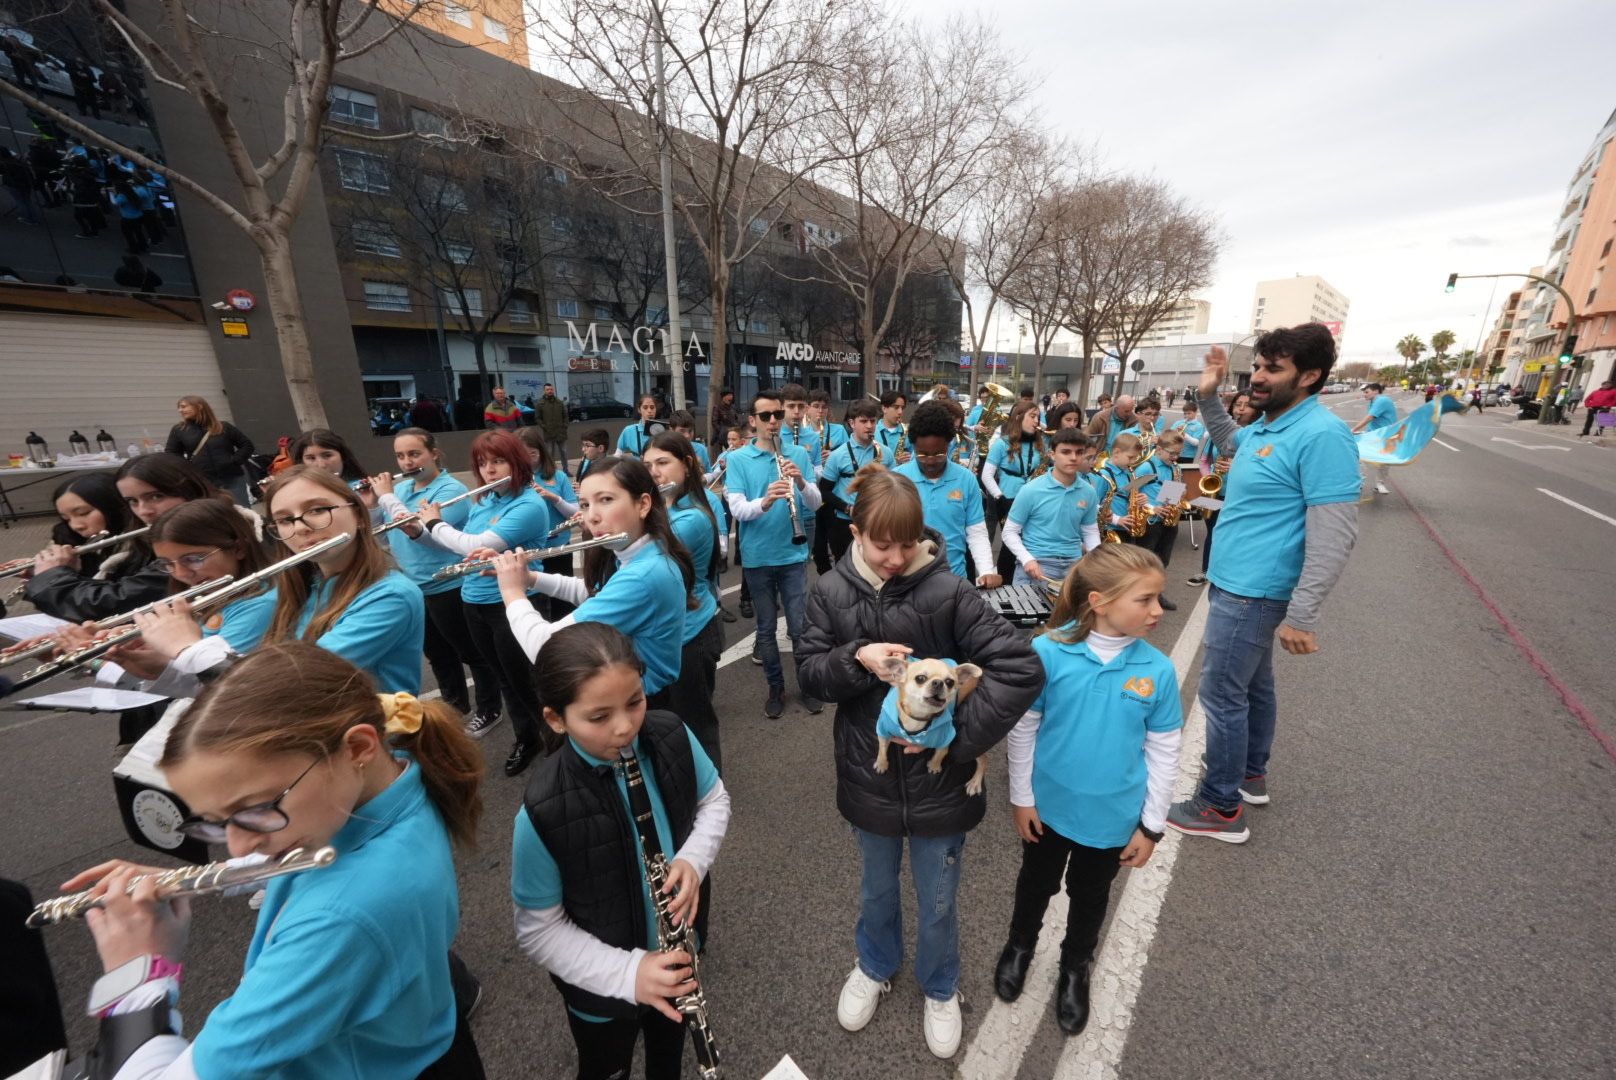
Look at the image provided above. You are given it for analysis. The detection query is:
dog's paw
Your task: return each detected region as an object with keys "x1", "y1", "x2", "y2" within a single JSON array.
[
  {"x1": 965, "y1": 776, "x2": 984, "y2": 797},
  {"x1": 927, "y1": 758, "x2": 944, "y2": 775},
  {"x1": 872, "y1": 755, "x2": 889, "y2": 774}
]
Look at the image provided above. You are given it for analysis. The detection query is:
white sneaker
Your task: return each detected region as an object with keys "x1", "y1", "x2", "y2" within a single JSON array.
[
  {"x1": 923, "y1": 993, "x2": 963, "y2": 1058},
  {"x1": 836, "y1": 965, "x2": 889, "y2": 1032},
  {"x1": 1375, "y1": 482, "x2": 1390, "y2": 494}
]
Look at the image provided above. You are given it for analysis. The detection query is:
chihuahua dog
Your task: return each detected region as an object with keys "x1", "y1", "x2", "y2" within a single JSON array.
[{"x1": 874, "y1": 656, "x2": 985, "y2": 795}]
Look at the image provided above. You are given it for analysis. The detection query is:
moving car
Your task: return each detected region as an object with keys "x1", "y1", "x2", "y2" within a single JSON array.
[{"x1": 567, "y1": 395, "x2": 636, "y2": 421}]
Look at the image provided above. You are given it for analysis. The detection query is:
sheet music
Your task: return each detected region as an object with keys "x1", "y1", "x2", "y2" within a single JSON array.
[
  {"x1": 15, "y1": 687, "x2": 168, "y2": 712},
  {"x1": 1158, "y1": 480, "x2": 1186, "y2": 505},
  {"x1": 0, "y1": 613, "x2": 72, "y2": 642}
]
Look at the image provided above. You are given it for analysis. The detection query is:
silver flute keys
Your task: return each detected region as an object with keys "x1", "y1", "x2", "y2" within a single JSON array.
[
  {"x1": 27, "y1": 847, "x2": 337, "y2": 927},
  {"x1": 774, "y1": 438, "x2": 807, "y2": 546},
  {"x1": 428, "y1": 532, "x2": 631, "y2": 582}
]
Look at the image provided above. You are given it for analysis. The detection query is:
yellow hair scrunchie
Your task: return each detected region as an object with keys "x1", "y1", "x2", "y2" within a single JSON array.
[{"x1": 379, "y1": 692, "x2": 424, "y2": 736}]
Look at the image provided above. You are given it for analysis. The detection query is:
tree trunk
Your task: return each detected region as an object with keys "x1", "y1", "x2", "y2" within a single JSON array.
[
  {"x1": 708, "y1": 271, "x2": 730, "y2": 404},
  {"x1": 471, "y1": 334, "x2": 491, "y2": 400},
  {"x1": 257, "y1": 234, "x2": 329, "y2": 431},
  {"x1": 1076, "y1": 330, "x2": 1096, "y2": 408},
  {"x1": 861, "y1": 301, "x2": 878, "y2": 396}
]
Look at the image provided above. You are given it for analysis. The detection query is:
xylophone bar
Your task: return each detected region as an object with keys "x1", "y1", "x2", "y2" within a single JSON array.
[{"x1": 979, "y1": 583, "x2": 1053, "y2": 627}]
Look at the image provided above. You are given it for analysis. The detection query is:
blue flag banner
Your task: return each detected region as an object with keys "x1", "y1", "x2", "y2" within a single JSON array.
[{"x1": 1357, "y1": 395, "x2": 1465, "y2": 465}]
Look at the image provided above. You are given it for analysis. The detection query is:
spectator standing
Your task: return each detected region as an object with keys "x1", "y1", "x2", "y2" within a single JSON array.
[
  {"x1": 710, "y1": 388, "x2": 739, "y2": 445},
  {"x1": 164, "y1": 394, "x2": 256, "y2": 505},
  {"x1": 407, "y1": 395, "x2": 447, "y2": 432},
  {"x1": 535, "y1": 381, "x2": 569, "y2": 470},
  {"x1": 1579, "y1": 380, "x2": 1616, "y2": 436},
  {"x1": 1084, "y1": 395, "x2": 1138, "y2": 453},
  {"x1": 483, "y1": 385, "x2": 523, "y2": 430},
  {"x1": 0, "y1": 149, "x2": 39, "y2": 225}
]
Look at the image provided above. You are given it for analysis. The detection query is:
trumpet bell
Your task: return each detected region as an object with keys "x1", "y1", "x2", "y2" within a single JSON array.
[{"x1": 1198, "y1": 474, "x2": 1222, "y2": 496}]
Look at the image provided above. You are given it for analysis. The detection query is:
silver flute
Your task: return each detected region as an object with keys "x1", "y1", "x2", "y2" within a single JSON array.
[
  {"x1": 27, "y1": 846, "x2": 337, "y2": 928},
  {"x1": 0, "y1": 525, "x2": 151, "y2": 579},
  {"x1": 0, "y1": 577, "x2": 233, "y2": 668},
  {"x1": 429, "y1": 532, "x2": 630, "y2": 582},
  {"x1": 545, "y1": 484, "x2": 676, "y2": 540},
  {"x1": 774, "y1": 437, "x2": 807, "y2": 546},
  {"x1": 9, "y1": 533, "x2": 352, "y2": 693},
  {"x1": 373, "y1": 477, "x2": 508, "y2": 535},
  {"x1": 351, "y1": 467, "x2": 422, "y2": 493}
]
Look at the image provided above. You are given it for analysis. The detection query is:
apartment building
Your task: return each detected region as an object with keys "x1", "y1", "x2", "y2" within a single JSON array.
[{"x1": 1250, "y1": 275, "x2": 1350, "y2": 348}]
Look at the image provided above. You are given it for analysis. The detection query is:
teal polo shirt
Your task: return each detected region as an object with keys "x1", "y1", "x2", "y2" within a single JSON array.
[
  {"x1": 1007, "y1": 472, "x2": 1098, "y2": 560},
  {"x1": 1103, "y1": 413, "x2": 1130, "y2": 451},
  {"x1": 573, "y1": 540, "x2": 689, "y2": 695},
  {"x1": 726, "y1": 442, "x2": 817, "y2": 565},
  {"x1": 386, "y1": 472, "x2": 472, "y2": 596},
  {"x1": 193, "y1": 757, "x2": 460, "y2": 1079},
  {"x1": 985, "y1": 439, "x2": 1041, "y2": 500},
  {"x1": 534, "y1": 469, "x2": 578, "y2": 537},
  {"x1": 205, "y1": 589, "x2": 277, "y2": 653},
  {"x1": 875, "y1": 421, "x2": 905, "y2": 456},
  {"x1": 1366, "y1": 395, "x2": 1398, "y2": 430},
  {"x1": 895, "y1": 459, "x2": 983, "y2": 578},
  {"x1": 1029, "y1": 632, "x2": 1183, "y2": 848},
  {"x1": 297, "y1": 570, "x2": 425, "y2": 693},
  {"x1": 511, "y1": 727, "x2": 719, "y2": 1019},
  {"x1": 457, "y1": 489, "x2": 549, "y2": 605},
  {"x1": 1208, "y1": 394, "x2": 1360, "y2": 601},
  {"x1": 1171, "y1": 418, "x2": 1205, "y2": 462},
  {"x1": 780, "y1": 422, "x2": 822, "y2": 469},
  {"x1": 668, "y1": 496, "x2": 721, "y2": 643},
  {"x1": 821, "y1": 438, "x2": 891, "y2": 522}
]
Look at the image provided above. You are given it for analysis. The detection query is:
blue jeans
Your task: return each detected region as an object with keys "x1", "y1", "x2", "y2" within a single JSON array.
[
  {"x1": 1197, "y1": 584, "x2": 1290, "y2": 811},
  {"x1": 854, "y1": 828, "x2": 966, "y2": 1001},
  {"x1": 1013, "y1": 554, "x2": 1076, "y2": 589},
  {"x1": 744, "y1": 561, "x2": 806, "y2": 690}
]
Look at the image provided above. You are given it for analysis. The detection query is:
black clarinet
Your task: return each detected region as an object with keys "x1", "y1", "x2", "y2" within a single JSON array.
[{"x1": 620, "y1": 752, "x2": 721, "y2": 1078}]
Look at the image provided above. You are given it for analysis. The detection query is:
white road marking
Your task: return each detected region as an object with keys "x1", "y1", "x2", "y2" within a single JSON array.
[
  {"x1": 1491, "y1": 437, "x2": 1571, "y2": 452},
  {"x1": 1538, "y1": 488, "x2": 1616, "y2": 528},
  {"x1": 717, "y1": 626, "x2": 790, "y2": 669},
  {"x1": 960, "y1": 590, "x2": 1210, "y2": 1080},
  {"x1": 1433, "y1": 438, "x2": 1461, "y2": 452}
]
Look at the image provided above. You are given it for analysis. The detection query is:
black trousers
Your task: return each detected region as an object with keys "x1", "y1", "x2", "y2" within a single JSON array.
[
  {"x1": 993, "y1": 497, "x2": 1018, "y2": 581},
  {"x1": 1200, "y1": 510, "x2": 1219, "y2": 573},
  {"x1": 542, "y1": 554, "x2": 577, "y2": 620},
  {"x1": 734, "y1": 530, "x2": 749, "y2": 603},
  {"x1": 0, "y1": 879, "x2": 67, "y2": 1077},
  {"x1": 566, "y1": 1006, "x2": 687, "y2": 1080},
  {"x1": 1147, "y1": 519, "x2": 1178, "y2": 570},
  {"x1": 424, "y1": 589, "x2": 500, "y2": 717},
  {"x1": 417, "y1": 1005, "x2": 486, "y2": 1079},
  {"x1": 812, "y1": 503, "x2": 835, "y2": 574},
  {"x1": 659, "y1": 613, "x2": 725, "y2": 771},
  {"x1": 1006, "y1": 826, "x2": 1126, "y2": 966},
  {"x1": 462, "y1": 599, "x2": 546, "y2": 750},
  {"x1": 826, "y1": 513, "x2": 854, "y2": 564},
  {"x1": 1581, "y1": 408, "x2": 1611, "y2": 436}
]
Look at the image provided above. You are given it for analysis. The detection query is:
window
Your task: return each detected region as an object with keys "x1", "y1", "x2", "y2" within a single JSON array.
[
  {"x1": 1603, "y1": 238, "x2": 1613, "y2": 259},
  {"x1": 443, "y1": 2, "x2": 473, "y2": 27},
  {"x1": 647, "y1": 306, "x2": 667, "y2": 325},
  {"x1": 750, "y1": 319, "x2": 769, "y2": 335},
  {"x1": 363, "y1": 281, "x2": 411, "y2": 311},
  {"x1": 749, "y1": 216, "x2": 768, "y2": 236},
  {"x1": 550, "y1": 214, "x2": 568, "y2": 234},
  {"x1": 593, "y1": 303, "x2": 613, "y2": 320},
  {"x1": 483, "y1": 17, "x2": 509, "y2": 42},
  {"x1": 410, "y1": 108, "x2": 448, "y2": 138},
  {"x1": 335, "y1": 148, "x2": 389, "y2": 193},
  {"x1": 509, "y1": 298, "x2": 534, "y2": 325},
  {"x1": 442, "y1": 287, "x2": 484, "y2": 317},
  {"x1": 445, "y1": 243, "x2": 474, "y2": 265},
  {"x1": 556, "y1": 299, "x2": 579, "y2": 318},
  {"x1": 330, "y1": 86, "x2": 380, "y2": 129},
  {"x1": 351, "y1": 219, "x2": 400, "y2": 257},
  {"x1": 429, "y1": 176, "x2": 469, "y2": 213},
  {"x1": 544, "y1": 164, "x2": 568, "y2": 185}
]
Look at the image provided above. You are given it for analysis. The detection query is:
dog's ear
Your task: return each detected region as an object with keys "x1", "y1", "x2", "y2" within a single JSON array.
[
  {"x1": 879, "y1": 656, "x2": 908, "y2": 685},
  {"x1": 953, "y1": 663, "x2": 983, "y2": 701}
]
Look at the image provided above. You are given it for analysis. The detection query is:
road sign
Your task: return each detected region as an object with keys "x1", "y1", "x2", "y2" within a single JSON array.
[{"x1": 1130, "y1": 357, "x2": 1145, "y2": 373}]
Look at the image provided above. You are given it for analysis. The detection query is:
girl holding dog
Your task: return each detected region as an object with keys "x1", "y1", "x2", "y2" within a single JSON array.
[
  {"x1": 993, "y1": 544, "x2": 1184, "y2": 1036},
  {"x1": 798, "y1": 464, "x2": 1041, "y2": 1059}
]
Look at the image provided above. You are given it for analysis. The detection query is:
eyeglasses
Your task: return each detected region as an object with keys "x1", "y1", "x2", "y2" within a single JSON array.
[
  {"x1": 177, "y1": 758, "x2": 321, "y2": 843},
  {"x1": 914, "y1": 452, "x2": 949, "y2": 462},
  {"x1": 150, "y1": 548, "x2": 222, "y2": 574},
  {"x1": 267, "y1": 505, "x2": 345, "y2": 538},
  {"x1": 752, "y1": 409, "x2": 786, "y2": 422}
]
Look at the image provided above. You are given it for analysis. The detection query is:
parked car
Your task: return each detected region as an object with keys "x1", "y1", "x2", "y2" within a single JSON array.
[{"x1": 567, "y1": 396, "x2": 636, "y2": 422}]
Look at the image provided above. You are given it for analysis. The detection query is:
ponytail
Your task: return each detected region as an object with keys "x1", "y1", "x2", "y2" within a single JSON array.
[
  {"x1": 1045, "y1": 545, "x2": 1164, "y2": 644},
  {"x1": 380, "y1": 695, "x2": 484, "y2": 850}
]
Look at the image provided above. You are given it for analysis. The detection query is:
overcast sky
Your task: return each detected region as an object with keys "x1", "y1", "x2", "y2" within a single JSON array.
[{"x1": 917, "y1": 0, "x2": 1616, "y2": 365}]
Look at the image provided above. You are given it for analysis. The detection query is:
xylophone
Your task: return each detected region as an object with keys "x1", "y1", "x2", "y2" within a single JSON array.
[{"x1": 980, "y1": 583, "x2": 1055, "y2": 627}]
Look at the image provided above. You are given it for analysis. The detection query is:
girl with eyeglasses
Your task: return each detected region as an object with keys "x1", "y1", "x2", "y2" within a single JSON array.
[
  {"x1": 368, "y1": 428, "x2": 504, "y2": 734},
  {"x1": 54, "y1": 643, "x2": 487, "y2": 1079},
  {"x1": 414, "y1": 430, "x2": 550, "y2": 776},
  {"x1": 126, "y1": 467, "x2": 425, "y2": 697}
]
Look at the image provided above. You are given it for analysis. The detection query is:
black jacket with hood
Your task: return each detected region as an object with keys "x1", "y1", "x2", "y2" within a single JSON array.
[{"x1": 798, "y1": 529, "x2": 1044, "y2": 837}]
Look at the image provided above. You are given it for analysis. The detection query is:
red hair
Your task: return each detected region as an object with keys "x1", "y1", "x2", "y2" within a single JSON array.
[{"x1": 469, "y1": 430, "x2": 533, "y2": 496}]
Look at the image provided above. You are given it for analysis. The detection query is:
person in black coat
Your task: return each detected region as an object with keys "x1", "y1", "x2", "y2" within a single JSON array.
[
  {"x1": 798, "y1": 465, "x2": 1042, "y2": 1058},
  {"x1": 164, "y1": 394, "x2": 255, "y2": 504},
  {"x1": 22, "y1": 473, "x2": 168, "y2": 623}
]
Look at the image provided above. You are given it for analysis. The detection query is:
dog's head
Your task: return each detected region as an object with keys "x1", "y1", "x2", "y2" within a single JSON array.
[{"x1": 889, "y1": 657, "x2": 983, "y2": 730}]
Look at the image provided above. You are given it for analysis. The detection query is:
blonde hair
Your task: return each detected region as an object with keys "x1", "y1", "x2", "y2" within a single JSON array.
[
  {"x1": 178, "y1": 395, "x2": 224, "y2": 437},
  {"x1": 261, "y1": 466, "x2": 396, "y2": 645},
  {"x1": 1045, "y1": 545, "x2": 1165, "y2": 644},
  {"x1": 1155, "y1": 429, "x2": 1185, "y2": 451},
  {"x1": 162, "y1": 642, "x2": 484, "y2": 848},
  {"x1": 848, "y1": 463, "x2": 925, "y2": 544},
  {"x1": 1110, "y1": 433, "x2": 1145, "y2": 459}
]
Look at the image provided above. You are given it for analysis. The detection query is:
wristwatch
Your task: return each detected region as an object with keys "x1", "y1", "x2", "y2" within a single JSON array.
[
  {"x1": 1138, "y1": 825, "x2": 1164, "y2": 844},
  {"x1": 88, "y1": 954, "x2": 183, "y2": 1017}
]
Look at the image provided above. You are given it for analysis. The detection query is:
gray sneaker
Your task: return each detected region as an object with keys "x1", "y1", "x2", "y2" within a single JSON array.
[
  {"x1": 1166, "y1": 796, "x2": 1250, "y2": 843},
  {"x1": 1239, "y1": 775, "x2": 1270, "y2": 805}
]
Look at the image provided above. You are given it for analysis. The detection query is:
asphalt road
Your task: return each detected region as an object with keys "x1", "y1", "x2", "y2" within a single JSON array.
[{"x1": 4, "y1": 391, "x2": 1613, "y2": 1079}]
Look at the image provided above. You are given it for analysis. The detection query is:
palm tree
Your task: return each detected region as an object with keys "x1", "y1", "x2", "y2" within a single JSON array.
[
  {"x1": 1397, "y1": 333, "x2": 1427, "y2": 388},
  {"x1": 1429, "y1": 329, "x2": 1457, "y2": 360}
]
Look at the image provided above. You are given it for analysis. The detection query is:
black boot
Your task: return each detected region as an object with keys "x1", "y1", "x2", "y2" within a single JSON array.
[
  {"x1": 994, "y1": 937, "x2": 1037, "y2": 1002},
  {"x1": 1055, "y1": 959, "x2": 1092, "y2": 1035}
]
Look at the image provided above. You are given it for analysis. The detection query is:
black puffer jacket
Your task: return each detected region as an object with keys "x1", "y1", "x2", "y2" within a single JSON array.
[
  {"x1": 165, "y1": 421, "x2": 254, "y2": 486},
  {"x1": 23, "y1": 549, "x2": 168, "y2": 622},
  {"x1": 798, "y1": 530, "x2": 1044, "y2": 837}
]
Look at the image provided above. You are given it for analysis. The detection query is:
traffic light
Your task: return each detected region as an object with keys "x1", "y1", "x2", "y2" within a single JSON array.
[
  {"x1": 1559, "y1": 334, "x2": 1578, "y2": 366},
  {"x1": 1445, "y1": 273, "x2": 1458, "y2": 293}
]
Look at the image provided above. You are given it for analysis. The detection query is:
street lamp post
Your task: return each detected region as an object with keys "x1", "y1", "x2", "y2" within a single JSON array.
[{"x1": 1447, "y1": 272, "x2": 1576, "y2": 425}]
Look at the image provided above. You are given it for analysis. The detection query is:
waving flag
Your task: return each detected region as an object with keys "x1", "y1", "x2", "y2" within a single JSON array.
[{"x1": 1357, "y1": 395, "x2": 1465, "y2": 465}]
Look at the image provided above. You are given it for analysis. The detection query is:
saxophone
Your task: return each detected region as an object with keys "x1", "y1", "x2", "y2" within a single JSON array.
[
  {"x1": 1095, "y1": 469, "x2": 1123, "y2": 544},
  {"x1": 621, "y1": 754, "x2": 721, "y2": 1079},
  {"x1": 1160, "y1": 463, "x2": 1188, "y2": 527},
  {"x1": 1124, "y1": 463, "x2": 1150, "y2": 538},
  {"x1": 895, "y1": 423, "x2": 908, "y2": 460}
]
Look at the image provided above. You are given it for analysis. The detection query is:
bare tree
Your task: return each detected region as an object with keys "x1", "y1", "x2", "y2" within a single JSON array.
[
  {"x1": 524, "y1": 0, "x2": 859, "y2": 408},
  {"x1": 0, "y1": 0, "x2": 439, "y2": 429},
  {"x1": 795, "y1": 15, "x2": 1028, "y2": 395},
  {"x1": 936, "y1": 129, "x2": 1075, "y2": 397},
  {"x1": 1101, "y1": 181, "x2": 1220, "y2": 365}
]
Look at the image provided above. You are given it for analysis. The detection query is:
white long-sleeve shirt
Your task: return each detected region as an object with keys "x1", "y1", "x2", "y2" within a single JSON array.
[
  {"x1": 1001, "y1": 519, "x2": 1102, "y2": 568},
  {"x1": 514, "y1": 779, "x2": 732, "y2": 1004}
]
